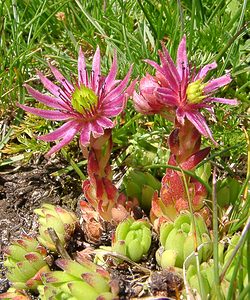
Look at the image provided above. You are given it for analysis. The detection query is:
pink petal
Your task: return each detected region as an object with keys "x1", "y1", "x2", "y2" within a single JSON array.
[
  {"x1": 78, "y1": 47, "x2": 88, "y2": 86},
  {"x1": 207, "y1": 97, "x2": 238, "y2": 105},
  {"x1": 195, "y1": 62, "x2": 217, "y2": 80},
  {"x1": 80, "y1": 123, "x2": 91, "y2": 146},
  {"x1": 103, "y1": 65, "x2": 133, "y2": 102},
  {"x1": 49, "y1": 64, "x2": 73, "y2": 93},
  {"x1": 17, "y1": 104, "x2": 71, "y2": 120},
  {"x1": 204, "y1": 74, "x2": 232, "y2": 93},
  {"x1": 157, "y1": 87, "x2": 178, "y2": 98},
  {"x1": 133, "y1": 92, "x2": 153, "y2": 113},
  {"x1": 38, "y1": 120, "x2": 80, "y2": 141},
  {"x1": 104, "y1": 49, "x2": 117, "y2": 92},
  {"x1": 37, "y1": 71, "x2": 68, "y2": 99},
  {"x1": 158, "y1": 51, "x2": 179, "y2": 90},
  {"x1": 91, "y1": 46, "x2": 101, "y2": 92},
  {"x1": 177, "y1": 35, "x2": 189, "y2": 80},
  {"x1": 24, "y1": 84, "x2": 68, "y2": 110},
  {"x1": 144, "y1": 59, "x2": 164, "y2": 75},
  {"x1": 160, "y1": 42, "x2": 181, "y2": 83},
  {"x1": 186, "y1": 110, "x2": 217, "y2": 144},
  {"x1": 126, "y1": 78, "x2": 137, "y2": 98},
  {"x1": 102, "y1": 94, "x2": 124, "y2": 107},
  {"x1": 96, "y1": 116, "x2": 114, "y2": 128},
  {"x1": 156, "y1": 87, "x2": 179, "y2": 106},
  {"x1": 90, "y1": 121, "x2": 104, "y2": 138},
  {"x1": 102, "y1": 106, "x2": 123, "y2": 117},
  {"x1": 45, "y1": 125, "x2": 81, "y2": 157}
]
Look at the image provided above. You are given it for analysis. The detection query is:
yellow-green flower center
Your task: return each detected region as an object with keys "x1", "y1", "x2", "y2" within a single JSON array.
[
  {"x1": 186, "y1": 79, "x2": 207, "y2": 104},
  {"x1": 72, "y1": 85, "x2": 98, "y2": 114}
]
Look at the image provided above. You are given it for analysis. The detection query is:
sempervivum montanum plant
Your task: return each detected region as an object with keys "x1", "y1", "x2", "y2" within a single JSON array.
[
  {"x1": 133, "y1": 35, "x2": 237, "y2": 224},
  {"x1": 34, "y1": 203, "x2": 78, "y2": 252},
  {"x1": 38, "y1": 255, "x2": 119, "y2": 300},
  {"x1": 155, "y1": 211, "x2": 212, "y2": 269},
  {"x1": 18, "y1": 46, "x2": 134, "y2": 157},
  {"x1": 3, "y1": 235, "x2": 50, "y2": 291},
  {"x1": 133, "y1": 35, "x2": 238, "y2": 144},
  {"x1": 112, "y1": 217, "x2": 152, "y2": 262}
]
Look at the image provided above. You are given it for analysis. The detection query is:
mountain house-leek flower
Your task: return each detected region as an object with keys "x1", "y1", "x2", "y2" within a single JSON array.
[
  {"x1": 133, "y1": 36, "x2": 238, "y2": 143},
  {"x1": 18, "y1": 47, "x2": 133, "y2": 156}
]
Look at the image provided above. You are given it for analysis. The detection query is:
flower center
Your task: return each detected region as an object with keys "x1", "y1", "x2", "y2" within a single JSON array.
[
  {"x1": 71, "y1": 85, "x2": 98, "y2": 114},
  {"x1": 186, "y1": 79, "x2": 207, "y2": 104}
]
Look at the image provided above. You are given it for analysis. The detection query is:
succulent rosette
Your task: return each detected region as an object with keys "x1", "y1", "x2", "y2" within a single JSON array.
[
  {"x1": 187, "y1": 234, "x2": 248, "y2": 298},
  {"x1": 34, "y1": 203, "x2": 78, "y2": 251},
  {"x1": 133, "y1": 35, "x2": 238, "y2": 143},
  {"x1": 0, "y1": 288, "x2": 31, "y2": 300},
  {"x1": 18, "y1": 47, "x2": 134, "y2": 156},
  {"x1": 223, "y1": 234, "x2": 248, "y2": 286},
  {"x1": 39, "y1": 257, "x2": 118, "y2": 300},
  {"x1": 4, "y1": 235, "x2": 50, "y2": 290},
  {"x1": 156, "y1": 211, "x2": 212, "y2": 268},
  {"x1": 187, "y1": 258, "x2": 229, "y2": 298},
  {"x1": 112, "y1": 218, "x2": 152, "y2": 262},
  {"x1": 123, "y1": 169, "x2": 161, "y2": 213}
]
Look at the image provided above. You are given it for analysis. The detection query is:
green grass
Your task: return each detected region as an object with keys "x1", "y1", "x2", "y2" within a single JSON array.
[{"x1": 0, "y1": 0, "x2": 249, "y2": 299}]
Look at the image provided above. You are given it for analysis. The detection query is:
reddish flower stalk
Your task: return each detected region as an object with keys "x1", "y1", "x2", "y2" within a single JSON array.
[
  {"x1": 150, "y1": 147, "x2": 210, "y2": 225},
  {"x1": 133, "y1": 35, "x2": 238, "y2": 223},
  {"x1": 80, "y1": 130, "x2": 136, "y2": 225}
]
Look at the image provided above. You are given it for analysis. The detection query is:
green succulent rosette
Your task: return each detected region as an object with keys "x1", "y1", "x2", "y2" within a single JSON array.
[
  {"x1": 187, "y1": 234, "x2": 248, "y2": 298},
  {"x1": 4, "y1": 235, "x2": 50, "y2": 291},
  {"x1": 123, "y1": 169, "x2": 161, "y2": 213},
  {"x1": 34, "y1": 203, "x2": 78, "y2": 251},
  {"x1": 223, "y1": 234, "x2": 248, "y2": 287},
  {"x1": 39, "y1": 257, "x2": 118, "y2": 300},
  {"x1": 112, "y1": 218, "x2": 152, "y2": 262},
  {"x1": 156, "y1": 211, "x2": 212, "y2": 268},
  {"x1": 217, "y1": 177, "x2": 242, "y2": 207}
]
